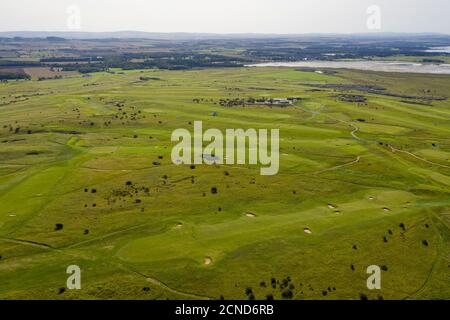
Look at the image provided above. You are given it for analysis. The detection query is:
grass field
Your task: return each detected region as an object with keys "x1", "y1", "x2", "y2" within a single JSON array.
[{"x1": 0, "y1": 67, "x2": 449, "y2": 300}]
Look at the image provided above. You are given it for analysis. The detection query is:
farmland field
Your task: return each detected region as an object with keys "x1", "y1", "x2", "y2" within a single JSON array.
[{"x1": 0, "y1": 67, "x2": 449, "y2": 300}]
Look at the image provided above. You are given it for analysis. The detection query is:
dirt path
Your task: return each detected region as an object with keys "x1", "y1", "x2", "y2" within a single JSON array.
[
  {"x1": 404, "y1": 213, "x2": 449, "y2": 299},
  {"x1": 302, "y1": 106, "x2": 364, "y2": 141},
  {"x1": 313, "y1": 156, "x2": 362, "y2": 175},
  {"x1": 0, "y1": 238, "x2": 208, "y2": 300},
  {"x1": 302, "y1": 105, "x2": 450, "y2": 170},
  {"x1": 115, "y1": 262, "x2": 211, "y2": 300},
  {"x1": 350, "y1": 124, "x2": 362, "y2": 141},
  {"x1": 388, "y1": 145, "x2": 450, "y2": 169},
  {"x1": 66, "y1": 221, "x2": 157, "y2": 249},
  {"x1": 0, "y1": 237, "x2": 53, "y2": 250}
]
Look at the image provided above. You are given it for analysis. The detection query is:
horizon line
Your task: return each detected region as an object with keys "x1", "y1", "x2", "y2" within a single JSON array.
[{"x1": 1, "y1": 30, "x2": 449, "y2": 36}]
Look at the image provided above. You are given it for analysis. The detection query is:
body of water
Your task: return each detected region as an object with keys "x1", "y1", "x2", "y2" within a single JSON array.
[
  {"x1": 425, "y1": 46, "x2": 450, "y2": 53},
  {"x1": 248, "y1": 60, "x2": 450, "y2": 74}
]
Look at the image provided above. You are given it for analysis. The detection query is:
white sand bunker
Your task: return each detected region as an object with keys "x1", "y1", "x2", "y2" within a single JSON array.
[
  {"x1": 175, "y1": 222, "x2": 183, "y2": 228},
  {"x1": 383, "y1": 208, "x2": 391, "y2": 212},
  {"x1": 369, "y1": 196, "x2": 374, "y2": 200},
  {"x1": 304, "y1": 228, "x2": 312, "y2": 234},
  {"x1": 328, "y1": 204, "x2": 337, "y2": 209},
  {"x1": 204, "y1": 256, "x2": 212, "y2": 265},
  {"x1": 245, "y1": 212, "x2": 256, "y2": 218}
]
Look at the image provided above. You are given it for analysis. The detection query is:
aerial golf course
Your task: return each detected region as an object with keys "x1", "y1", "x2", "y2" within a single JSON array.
[{"x1": 0, "y1": 67, "x2": 449, "y2": 299}]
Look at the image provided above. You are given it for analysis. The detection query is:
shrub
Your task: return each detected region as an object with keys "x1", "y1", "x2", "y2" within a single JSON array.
[{"x1": 281, "y1": 289, "x2": 293, "y2": 299}]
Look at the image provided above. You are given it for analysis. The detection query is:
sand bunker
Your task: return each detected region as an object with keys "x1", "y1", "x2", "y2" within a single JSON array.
[
  {"x1": 328, "y1": 204, "x2": 336, "y2": 209},
  {"x1": 304, "y1": 228, "x2": 312, "y2": 234},
  {"x1": 204, "y1": 256, "x2": 212, "y2": 265},
  {"x1": 369, "y1": 196, "x2": 374, "y2": 200},
  {"x1": 175, "y1": 223, "x2": 183, "y2": 228},
  {"x1": 245, "y1": 212, "x2": 256, "y2": 218},
  {"x1": 383, "y1": 208, "x2": 391, "y2": 212}
]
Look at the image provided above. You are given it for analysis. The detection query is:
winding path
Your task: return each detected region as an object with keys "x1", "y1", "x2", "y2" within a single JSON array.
[
  {"x1": 313, "y1": 156, "x2": 361, "y2": 175},
  {"x1": 388, "y1": 145, "x2": 450, "y2": 169},
  {"x1": 115, "y1": 262, "x2": 211, "y2": 300}
]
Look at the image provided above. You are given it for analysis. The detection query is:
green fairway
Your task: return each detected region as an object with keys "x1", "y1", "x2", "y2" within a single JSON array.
[{"x1": 0, "y1": 67, "x2": 449, "y2": 300}]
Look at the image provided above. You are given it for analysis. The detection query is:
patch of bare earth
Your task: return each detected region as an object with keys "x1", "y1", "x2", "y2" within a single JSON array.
[{"x1": 23, "y1": 67, "x2": 77, "y2": 78}]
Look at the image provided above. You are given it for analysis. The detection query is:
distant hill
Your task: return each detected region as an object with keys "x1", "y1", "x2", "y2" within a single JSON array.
[
  {"x1": 0, "y1": 31, "x2": 279, "y2": 40},
  {"x1": 0, "y1": 31, "x2": 448, "y2": 41}
]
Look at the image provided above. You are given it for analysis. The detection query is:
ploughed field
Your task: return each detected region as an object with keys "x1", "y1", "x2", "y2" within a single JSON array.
[{"x1": 0, "y1": 67, "x2": 449, "y2": 299}]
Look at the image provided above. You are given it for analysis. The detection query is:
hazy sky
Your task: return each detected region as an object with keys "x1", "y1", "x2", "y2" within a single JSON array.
[{"x1": 0, "y1": 0, "x2": 449, "y2": 34}]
